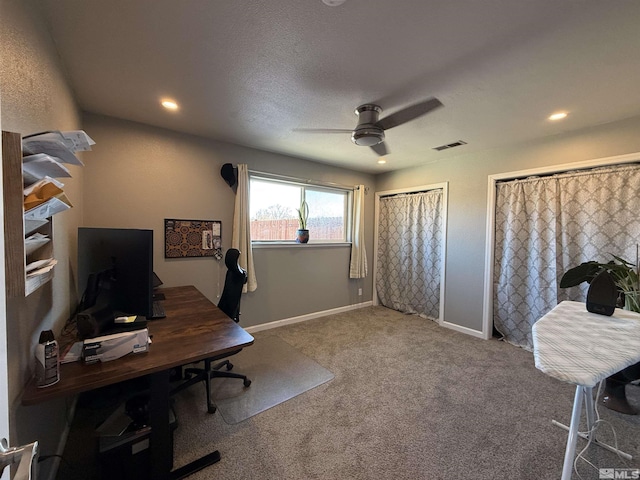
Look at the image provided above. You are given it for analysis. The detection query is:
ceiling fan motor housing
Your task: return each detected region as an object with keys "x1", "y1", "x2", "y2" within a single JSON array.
[{"x1": 352, "y1": 104, "x2": 384, "y2": 146}]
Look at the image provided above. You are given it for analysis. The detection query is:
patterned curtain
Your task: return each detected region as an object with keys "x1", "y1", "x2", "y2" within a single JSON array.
[
  {"x1": 494, "y1": 164, "x2": 640, "y2": 350},
  {"x1": 376, "y1": 190, "x2": 443, "y2": 321}
]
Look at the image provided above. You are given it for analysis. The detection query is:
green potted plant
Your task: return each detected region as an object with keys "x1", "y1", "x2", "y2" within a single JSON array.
[
  {"x1": 560, "y1": 253, "x2": 640, "y2": 312},
  {"x1": 296, "y1": 200, "x2": 309, "y2": 243}
]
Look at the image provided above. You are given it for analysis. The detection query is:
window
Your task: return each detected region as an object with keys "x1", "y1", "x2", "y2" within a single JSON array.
[{"x1": 250, "y1": 176, "x2": 350, "y2": 243}]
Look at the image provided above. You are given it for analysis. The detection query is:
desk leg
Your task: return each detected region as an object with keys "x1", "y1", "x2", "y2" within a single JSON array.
[
  {"x1": 561, "y1": 385, "x2": 584, "y2": 480},
  {"x1": 149, "y1": 370, "x2": 173, "y2": 480},
  {"x1": 148, "y1": 369, "x2": 222, "y2": 480}
]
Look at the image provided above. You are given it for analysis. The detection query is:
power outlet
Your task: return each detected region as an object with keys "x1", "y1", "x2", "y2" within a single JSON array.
[{"x1": 358, "y1": 288, "x2": 362, "y2": 296}]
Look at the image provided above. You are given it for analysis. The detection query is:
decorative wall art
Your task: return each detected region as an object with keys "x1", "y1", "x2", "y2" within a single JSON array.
[{"x1": 164, "y1": 218, "x2": 222, "y2": 259}]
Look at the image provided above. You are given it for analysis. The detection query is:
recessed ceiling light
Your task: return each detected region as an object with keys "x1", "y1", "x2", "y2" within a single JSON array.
[
  {"x1": 548, "y1": 112, "x2": 568, "y2": 121},
  {"x1": 322, "y1": 0, "x2": 346, "y2": 6},
  {"x1": 377, "y1": 158, "x2": 386, "y2": 165},
  {"x1": 161, "y1": 99, "x2": 179, "y2": 111}
]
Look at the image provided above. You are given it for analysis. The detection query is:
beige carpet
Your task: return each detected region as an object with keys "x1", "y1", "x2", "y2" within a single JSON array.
[
  {"x1": 209, "y1": 335, "x2": 335, "y2": 424},
  {"x1": 57, "y1": 306, "x2": 640, "y2": 480}
]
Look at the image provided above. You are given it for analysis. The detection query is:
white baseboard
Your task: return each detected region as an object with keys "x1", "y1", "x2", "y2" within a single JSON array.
[
  {"x1": 245, "y1": 301, "x2": 373, "y2": 333},
  {"x1": 441, "y1": 320, "x2": 486, "y2": 339}
]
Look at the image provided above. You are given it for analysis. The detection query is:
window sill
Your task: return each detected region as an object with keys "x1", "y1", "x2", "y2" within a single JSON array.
[{"x1": 251, "y1": 242, "x2": 351, "y2": 249}]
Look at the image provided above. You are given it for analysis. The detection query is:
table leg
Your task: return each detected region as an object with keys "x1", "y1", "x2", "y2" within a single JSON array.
[
  {"x1": 553, "y1": 386, "x2": 633, "y2": 463},
  {"x1": 149, "y1": 370, "x2": 173, "y2": 480},
  {"x1": 561, "y1": 385, "x2": 584, "y2": 480},
  {"x1": 148, "y1": 369, "x2": 222, "y2": 480}
]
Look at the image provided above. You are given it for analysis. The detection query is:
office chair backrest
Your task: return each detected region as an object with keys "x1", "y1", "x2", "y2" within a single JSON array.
[{"x1": 217, "y1": 248, "x2": 248, "y2": 322}]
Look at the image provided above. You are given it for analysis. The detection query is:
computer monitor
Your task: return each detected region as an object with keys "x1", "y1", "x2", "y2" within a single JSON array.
[{"x1": 77, "y1": 227, "x2": 154, "y2": 317}]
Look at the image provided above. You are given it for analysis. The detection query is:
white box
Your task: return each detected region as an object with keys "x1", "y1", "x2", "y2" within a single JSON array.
[{"x1": 83, "y1": 329, "x2": 149, "y2": 364}]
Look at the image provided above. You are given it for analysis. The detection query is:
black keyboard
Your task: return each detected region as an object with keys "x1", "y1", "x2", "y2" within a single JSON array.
[{"x1": 147, "y1": 301, "x2": 166, "y2": 319}]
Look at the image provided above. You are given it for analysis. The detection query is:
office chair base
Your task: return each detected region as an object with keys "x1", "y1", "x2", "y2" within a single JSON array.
[{"x1": 205, "y1": 372, "x2": 252, "y2": 414}]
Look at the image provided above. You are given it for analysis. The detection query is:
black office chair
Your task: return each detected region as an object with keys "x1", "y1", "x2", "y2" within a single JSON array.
[{"x1": 171, "y1": 248, "x2": 251, "y2": 413}]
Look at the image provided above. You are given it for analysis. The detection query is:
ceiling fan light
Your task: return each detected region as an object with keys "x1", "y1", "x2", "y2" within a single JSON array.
[{"x1": 351, "y1": 128, "x2": 384, "y2": 146}]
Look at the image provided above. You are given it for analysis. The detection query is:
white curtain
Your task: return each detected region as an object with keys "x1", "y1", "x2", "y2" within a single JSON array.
[
  {"x1": 376, "y1": 190, "x2": 443, "y2": 321},
  {"x1": 494, "y1": 164, "x2": 640, "y2": 350},
  {"x1": 232, "y1": 164, "x2": 257, "y2": 292},
  {"x1": 349, "y1": 185, "x2": 368, "y2": 279}
]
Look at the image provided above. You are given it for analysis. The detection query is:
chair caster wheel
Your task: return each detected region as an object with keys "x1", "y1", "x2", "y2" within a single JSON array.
[
  {"x1": 208, "y1": 405, "x2": 217, "y2": 414},
  {"x1": 243, "y1": 379, "x2": 252, "y2": 388},
  {"x1": 226, "y1": 362, "x2": 233, "y2": 371}
]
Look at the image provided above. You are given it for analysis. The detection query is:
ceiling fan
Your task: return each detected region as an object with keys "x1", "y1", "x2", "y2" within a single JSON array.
[{"x1": 293, "y1": 97, "x2": 443, "y2": 156}]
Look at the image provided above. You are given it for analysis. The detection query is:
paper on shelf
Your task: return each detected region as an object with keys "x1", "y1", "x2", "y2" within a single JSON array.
[
  {"x1": 22, "y1": 131, "x2": 84, "y2": 166},
  {"x1": 22, "y1": 154, "x2": 71, "y2": 185},
  {"x1": 24, "y1": 218, "x2": 49, "y2": 236},
  {"x1": 24, "y1": 196, "x2": 71, "y2": 220},
  {"x1": 24, "y1": 181, "x2": 72, "y2": 220},
  {"x1": 23, "y1": 177, "x2": 64, "y2": 197},
  {"x1": 26, "y1": 258, "x2": 57, "y2": 277},
  {"x1": 25, "y1": 233, "x2": 50, "y2": 256},
  {"x1": 61, "y1": 130, "x2": 95, "y2": 152},
  {"x1": 26, "y1": 258, "x2": 55, "y2": 273}
]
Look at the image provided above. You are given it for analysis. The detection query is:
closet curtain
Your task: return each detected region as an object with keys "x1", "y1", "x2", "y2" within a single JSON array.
[
  {"x1": 232, "y1": 164, "x2": 257, "y2": 292},
  {"x1": 376, "y1": 190, "x2": 443, "y2": 321},
  {"x1": 494, "y1": 163, "x2": 640, "y2": 350}
]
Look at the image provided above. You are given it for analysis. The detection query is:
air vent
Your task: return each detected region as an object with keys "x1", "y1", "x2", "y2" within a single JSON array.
[{"x1": 432, "y1": 140, "x2": 467, "y2": 151}]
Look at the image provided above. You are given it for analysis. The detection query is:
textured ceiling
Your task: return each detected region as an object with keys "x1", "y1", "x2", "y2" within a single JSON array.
[{"x1": 41, "y1": 0, "x2": 640, "y2": 173}]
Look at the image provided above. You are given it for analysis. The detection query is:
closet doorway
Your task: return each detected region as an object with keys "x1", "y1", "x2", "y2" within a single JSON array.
[
  {"x1": 373, "y1": 183, "x2": 448, "y2": 323},
  {"x1": 482, "y1": 152, "x2": 640, "y2": 344}
]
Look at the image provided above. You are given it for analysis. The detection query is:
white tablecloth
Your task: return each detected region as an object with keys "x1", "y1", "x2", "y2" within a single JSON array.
[{"x1": 532, "y1": 301, "x2": 640, "y2": 387}]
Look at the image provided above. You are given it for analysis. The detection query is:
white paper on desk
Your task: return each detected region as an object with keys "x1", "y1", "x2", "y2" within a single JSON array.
[
  {"x1": 22, "y1": 154, "x2": 71, "y2": 184},
  {"x1": 22, "y1": 131, "x2": 84, "y2": 166},
  {"x1": 25, "y1": 233, "x2": 50, "y2": 255},
  {"x1": 24, "y1": 195, "x2": 72, "y2": 220},
  {"x1": 26, "y1": 258, "x2": 56, "y2": 276},
  {"x1": 60, "y1": 341, "x2": 83, "y2": 364}
]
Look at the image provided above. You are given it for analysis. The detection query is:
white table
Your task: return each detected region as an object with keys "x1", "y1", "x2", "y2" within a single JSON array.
[{"x1": 532, "y1": 301, "x2": 640, "y2": 479}]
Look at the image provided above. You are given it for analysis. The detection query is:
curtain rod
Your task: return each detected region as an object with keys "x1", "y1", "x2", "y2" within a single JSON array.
[{"x1": 248, "y1": 169, "x2": 368, "y2": 193}]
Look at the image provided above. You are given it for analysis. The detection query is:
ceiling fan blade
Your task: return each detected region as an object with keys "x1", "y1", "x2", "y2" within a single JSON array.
[
  {"x1": 370, "y1": 142, "x2": 389, "y2": 156},
  {"x1": 292, "y1": 128, "x2": 353, "y2": 134},
  {"x1": 375, "y1": 97, "x2": 443, "y2": 131}
]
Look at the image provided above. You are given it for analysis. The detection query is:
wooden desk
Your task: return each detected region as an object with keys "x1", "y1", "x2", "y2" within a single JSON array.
[{"x1": 22, "y1": 285, "x2": 255, "y2": 480}]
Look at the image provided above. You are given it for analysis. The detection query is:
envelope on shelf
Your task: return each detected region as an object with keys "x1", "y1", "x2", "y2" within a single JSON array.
[{"x1": 24, "y1": 182, "x2": 72, "y2": 220}]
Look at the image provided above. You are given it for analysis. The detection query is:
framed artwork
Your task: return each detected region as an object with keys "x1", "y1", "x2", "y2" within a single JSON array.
[{"x1": 164, "y1": 218, "x2": 222, "y2": 259}]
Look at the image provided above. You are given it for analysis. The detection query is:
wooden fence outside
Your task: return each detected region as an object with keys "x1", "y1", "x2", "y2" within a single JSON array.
[{"x1": 250, "y1": 217, "x2": 344, "y2": 241}]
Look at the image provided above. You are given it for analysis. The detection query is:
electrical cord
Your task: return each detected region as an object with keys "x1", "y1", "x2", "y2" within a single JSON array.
[{"x1": 573, "y1": 381, "x2": 626, "y2": 479}]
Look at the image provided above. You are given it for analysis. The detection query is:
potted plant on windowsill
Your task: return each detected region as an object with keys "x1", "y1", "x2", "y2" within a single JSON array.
[
  {"x1": 296, "y1": 200, "x2": 309, "y2": 244},
  {"x1": 560, "y1": 252, "x2": 640, "y2": 312}
]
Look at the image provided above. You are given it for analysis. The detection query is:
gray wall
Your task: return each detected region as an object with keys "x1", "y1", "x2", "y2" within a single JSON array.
[
  {"x1": 4, "y1": 0, "x2": 640, "y2": 476},
  {"x1": 81, "y1": 114, "x2": 375, "y2": 327},
  {"x1": 1, "y1": 0, "x2": 84, "y2": 477},
  {"x1": 376, "y1": 115, "x2": 640, "y2": 333}
]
